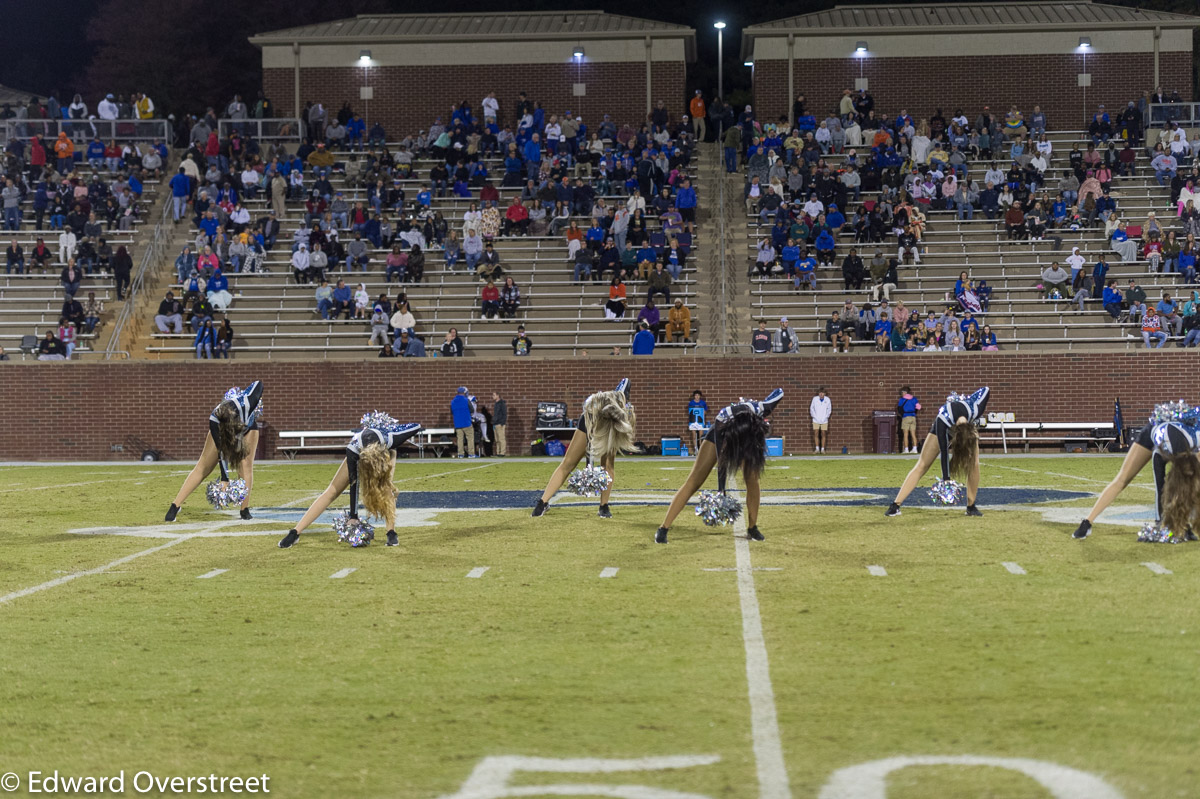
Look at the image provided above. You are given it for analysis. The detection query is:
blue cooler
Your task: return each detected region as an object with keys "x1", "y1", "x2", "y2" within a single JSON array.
[
  {"x1": 765, "y1": 438, "x2": 784, "y2": 456},
  {"x1": 661, "y1": 437, "x2": 682, "y2": 457}
]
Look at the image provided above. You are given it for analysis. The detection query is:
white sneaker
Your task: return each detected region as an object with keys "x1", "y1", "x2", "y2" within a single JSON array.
[{"x1": 814, "y1": 447, "x2": 820, "y2": 453}]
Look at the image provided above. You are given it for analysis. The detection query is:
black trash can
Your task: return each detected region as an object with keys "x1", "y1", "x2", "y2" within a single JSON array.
[{"x1": 873, "y1": 411, "x2": 897, "y2": 454}]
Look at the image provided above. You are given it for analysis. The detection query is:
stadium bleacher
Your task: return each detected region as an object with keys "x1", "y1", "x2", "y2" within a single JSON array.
[
  {"x1": 143, "y1": 148, "x2": 709, "y2": 359},
  {"x1": 742, "y1": 127, "x2": 1192, "y2": 352}
]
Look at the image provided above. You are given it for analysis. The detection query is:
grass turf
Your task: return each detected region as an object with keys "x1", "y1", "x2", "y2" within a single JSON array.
[{"x1": 0, "y1": 455, "x2": 1195, "y2": 798}]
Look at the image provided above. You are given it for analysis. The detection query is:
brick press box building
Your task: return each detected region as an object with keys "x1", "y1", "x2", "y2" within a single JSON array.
[
  {"x1": 742, "y1": 1, "x2": 1199, "y2": 129},
  {"x1": 251, "y1": 11, "x2": 695, "y2": 137}
]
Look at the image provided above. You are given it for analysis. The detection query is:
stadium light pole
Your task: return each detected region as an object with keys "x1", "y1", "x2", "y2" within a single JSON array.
[{"x1": 714, "y1": 21, "x2": 726, "y2": 100}]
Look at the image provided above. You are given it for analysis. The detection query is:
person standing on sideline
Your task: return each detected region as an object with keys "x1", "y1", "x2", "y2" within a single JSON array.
[
  {"x1": 810, "y1": 387, "x2": 832, "y2": 452},
  {"x1": 451, "y1": 386, "x2": 476, "y2": 458},
  {"x1": 491, "y1": 391, "x2": 508, "y2": 457},
  {"x1": 897, "y1": 386, "x2": 922, "y2": 453}
]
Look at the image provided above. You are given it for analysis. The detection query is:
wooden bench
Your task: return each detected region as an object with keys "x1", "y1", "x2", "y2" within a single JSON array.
[{"x1": 277, "y1": 427, "x2": 457, "y2": 459}]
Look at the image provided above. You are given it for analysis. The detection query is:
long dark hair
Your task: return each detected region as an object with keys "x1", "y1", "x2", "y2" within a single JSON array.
[
  {"x1": 715, "y1": 410, "x2": 771, "y2": 483},
  {"x1": 947, "y1": 422, "x2": 978, "y2": 481},
  {"x1": 212, "y1": 401, "x2": 250, "y2": 473},
  {"x1": 1162, "y1": 454, "x2": 1200, "y2": 534}
]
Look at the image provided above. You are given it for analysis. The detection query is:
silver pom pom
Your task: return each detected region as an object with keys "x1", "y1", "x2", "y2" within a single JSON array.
[
  {"x1": 360, "y1": 410, "x2": 402, "y2": 432},
  {"x1": 1151, "y1": 400, "x2": 1200, "y2": 427},
  {"x1": 927, "y1": 478, "x2": 965, "y2": 505},
  {"x1": 332, "y1": 511, "x2": 375, "y2": 547},
  {"x1": 206, "y1": 478, "x2": 248, "y2": 509},
  {"x1": 567, "y1": 465, "x2": 612, "y2": 497},
  {"x1": 1137, "y1": 522, "x2": 1183, "y2": 544},
  {"x1": 695, "y1": 490, "x2": 743, "y2": 527},
  {"x1": 224, "y1": 386, "x2": 263, "y2": 417}
]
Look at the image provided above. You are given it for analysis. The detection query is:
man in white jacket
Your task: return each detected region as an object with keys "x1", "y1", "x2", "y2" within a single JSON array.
[{"x1": 810, "y1": 387, "x2": 832, "y2": 453}]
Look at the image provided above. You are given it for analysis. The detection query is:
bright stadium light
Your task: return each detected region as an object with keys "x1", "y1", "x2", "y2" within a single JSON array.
[
  {"x1": 714, "y1": 21, "x2": 726, "y2": 29},
  {"x1": 573, "y1": 46, "x2": 584, "y2": 59},
  {"x1": 856, "y1": 41, "x2": 868, "y2": 53},
  {"x1": 1078, "y1": 36, "x2": 1091, "y2": 48},
  {"x1": 744, "y1": 61, "x2": 754, "y2": 67},
  {"x1": 359, "y1": 49, "x2": 372, "y2": 61}
]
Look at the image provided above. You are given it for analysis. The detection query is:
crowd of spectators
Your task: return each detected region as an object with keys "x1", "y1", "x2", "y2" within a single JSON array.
[
  {"x1": 152, "y1": 90, "x2": 702, "y2": 355},
  {"x1": 739, "y1": 84, "x2": 1200, "y2": 352}
]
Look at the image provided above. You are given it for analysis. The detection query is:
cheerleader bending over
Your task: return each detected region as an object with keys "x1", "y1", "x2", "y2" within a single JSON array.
[
  {"x1": 1073, "y1": 406, "x2": 1200, "y2": 540},
  {"x1": 166, "y1": 381, "x2": 263, "y2": 522},
  {"x1": 886, "y1": 386, "x2": 989, "y2": 517},
  {"x1": 531, "y1": 378, "x2": 635, "y2": 518},
  {"x1": 278, "y1": 420, "x2": 423, "y2": 548},
  {"x1": 655, "y1": 389, "x2": 783, "y2": 544}
]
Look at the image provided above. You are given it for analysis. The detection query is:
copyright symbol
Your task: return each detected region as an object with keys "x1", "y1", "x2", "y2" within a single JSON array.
[{"x1": 1, "y1": 772, "x2": 18, "y2": 791}]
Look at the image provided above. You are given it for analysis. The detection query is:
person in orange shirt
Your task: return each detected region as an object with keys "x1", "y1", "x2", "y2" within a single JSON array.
[
  {"x1": 53, "y1": 132, "x2": 75, "y2": 174},
  {"x1": 689, "y1": 90, "x2": 707, "y2": 142}
]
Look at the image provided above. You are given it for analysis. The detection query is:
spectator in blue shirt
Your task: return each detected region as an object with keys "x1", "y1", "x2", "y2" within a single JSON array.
[
  {"x1": 1102, "y1": 280, "x2": 1123, "y2": 320},
  {"x1": 451, "y1": 387, "x2": 476, "y2": 458},
  {"x1": 794, "y1": 249, "x2": 817, "y2": 290},
  {"x1": 814, "y1": 228, "x2": 836, "y2": 266},
  {"x1": 874, "y1": 312, "x2": 892, "y2": 351},
  {"x1": 331, "y1": 278, "x2": 352, "y2": 320},
  {"x1": 169, "y1": 167, "x2": 191, "y2": 222},
  {"x1": 345, "y1": 113, "x2": 365, "y2": 150},
  {"x1": 781, "y1": 239, "x2": 800, "y2": 277},
  {"x1": 86, "y1": 137, "x2": 105, "y2": 170},
  {"x1": 632, "y1": 320, "x2": 656, "y2": 355},
  {"x1": 523, "y1": 134, "x2": 542, "y2": 178},
  {"x1": 674, "y1": 178, "x2": 697, "y2": 233}
]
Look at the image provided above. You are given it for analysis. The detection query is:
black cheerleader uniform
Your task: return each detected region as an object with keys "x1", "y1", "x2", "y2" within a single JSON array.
[
  {"x1": 208, "y1": 381, "x2": 263, "y2": 480},
  {"x1": 1135, "y1": 420, "x2": 1200, "y2": 522},
  {"x1": 931, "y1": 386, "x2": 989, "y2": 482},
  {"x1": 345, "y1": 423, "x2": 422, "y2": 517},
  {"x1": 703, "y1": 388, "x2": 784, "y2": 489}
]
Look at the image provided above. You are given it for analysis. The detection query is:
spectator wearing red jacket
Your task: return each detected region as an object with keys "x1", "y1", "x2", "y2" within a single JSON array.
[{"x1": 503, "y1": 198, "x2": 529, "y2": 236}]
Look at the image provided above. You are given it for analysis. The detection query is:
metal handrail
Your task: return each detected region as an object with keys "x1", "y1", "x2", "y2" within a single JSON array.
[
  {"x1": 717, "y1": 131, "x2": 727, "y2": 354},
  {"x1": 2, "y1": 119, "x2": 171, "y2": 144},
  {"x1": 104, "y1": 194, "x2": 173, "y2": 359},
  {"x1": 217, "y1": 118, "x2": 304, "y2": 143}
]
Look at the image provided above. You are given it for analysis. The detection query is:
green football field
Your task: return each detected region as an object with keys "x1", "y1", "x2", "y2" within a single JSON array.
[{"x1": 0, "y1": 454, "x2": 1197, "y2": 799}]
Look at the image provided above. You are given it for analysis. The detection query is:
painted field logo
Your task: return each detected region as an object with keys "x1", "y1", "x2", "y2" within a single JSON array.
[{"x1": 437, "y1": 753, "x2": 1125, "y2": 799}]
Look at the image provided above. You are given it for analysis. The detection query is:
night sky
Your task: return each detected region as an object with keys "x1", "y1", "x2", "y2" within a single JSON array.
[{"x1": 3, "y1": 0, "x2": 1192, "y2": 114}]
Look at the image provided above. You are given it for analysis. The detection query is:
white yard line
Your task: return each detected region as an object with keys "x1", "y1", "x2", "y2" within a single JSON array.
[
  {"x1": 985, "y1": 462, "x2": 1153, "y2": 490},
  {"x1": 730, "y1": 479, "x2": 792, "y2": 799},
  {"x1": 1142, "y1": 562, "x2": 1173, "y2": 575},
  {"x1": 0, "y1": 475, "x2": 166, "y2": 494},
  {"x1": 0, "y1": 537, "x2": 192, "y2": 606},
  {"x1": 466, "y1": 566, "x2": 490, "y2": 579},
  {"x1": 1001, "y1": 562, "x2": 1027, "y2": 575},
  {"x1": 196, "y1": 568, "x2": 228, "y2": 579},
  {"x1": 403, "y1": 461, "x2": 500, "y2": 482},
  {"x1": 866, "y1": 565, "x2": 888, "y2": 577},
  {"x1": 330, "y1": 568, "x2": 357, "y2": 579},
  {"x1": 599, "y1": 567, "x2": 619, "y2": 578}
]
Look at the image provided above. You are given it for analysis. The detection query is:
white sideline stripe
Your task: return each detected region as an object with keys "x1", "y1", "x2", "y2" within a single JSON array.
[
  {"x1": 466, "y1": 566, "x2": 490, "y2": 579},
  {"x1": 0, "y1": 536, "x2": 192, "y2": 606},
  {"x1": 730, "y1": 479, "x2": 792, "y2": 799},
  {"x1": 330, "y1": 568, "x2": 357, "y2": 579},
  {"x1": 197, "y1": 568, "x2": 228, "y2": 579},
  {"x1": 599, "y1": 567, "x2": 619, "y2": 578},
  {"x1": 1002, "y1": 562, "x2": 1027, "y2": 575},
  {"x1": 867, "y1": 565, "x2": 887, "y2": 577},
  {"x1": 703, "y1": 567, "x2": 783, "y2": 572},
  {"x1": 1142, "y1": 562, "x2": 1172, "y2": 575}
]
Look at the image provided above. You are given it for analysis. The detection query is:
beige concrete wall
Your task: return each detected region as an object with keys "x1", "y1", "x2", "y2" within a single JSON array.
[
  {"x1": 749, "y1": 27, "x2": 1191, "y2": 61},
  {"x1": 262, "y1": 38, "x2": 686, "y2": 69}
]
